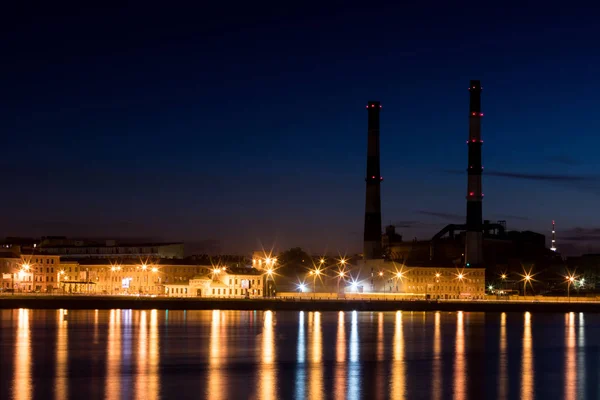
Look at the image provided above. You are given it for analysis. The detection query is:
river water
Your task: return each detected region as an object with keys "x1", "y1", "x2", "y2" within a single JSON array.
[{"x1": 0, "y1": 309, "x2": 595, "y2": 399}]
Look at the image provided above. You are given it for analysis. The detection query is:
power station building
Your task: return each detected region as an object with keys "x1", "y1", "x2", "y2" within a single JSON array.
[{"x1": 359, "y1": 82, "x2": 487, "y2": 299}]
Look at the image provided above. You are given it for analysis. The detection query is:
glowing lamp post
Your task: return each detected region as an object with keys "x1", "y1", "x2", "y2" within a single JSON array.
[
  {"x1": 523, "y1": 275, "x2": 531, "y2": 297},
  {"x1": 567, "y1": 276, "x2": 575, "y2": 302},
  {"x1": 310, "y1": 269, "x2": 321, "y2": 299},
  {"x1": 457, "y1": 274, "x2": 464, "y2": 298},
  {"x1": 141, "y1": 264, "x2": 148, "y2": 294},
  {"x1": 58, "y1": 270, "x2": 65, "y2": 294},
  {"x1": 337, "y1": 271, "x2": 346, "y2": 295},
  {"x1": 395, "y1": 272, "x2": 403, "y2": 292}
]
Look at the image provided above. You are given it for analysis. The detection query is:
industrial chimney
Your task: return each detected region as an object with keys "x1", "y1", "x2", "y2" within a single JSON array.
[
  {"x1": 465, "y1": 81, "x2": 483, "y2": 267},
  {"x1": 363, "y1": 101, "x2": 383, "y2": 260}
]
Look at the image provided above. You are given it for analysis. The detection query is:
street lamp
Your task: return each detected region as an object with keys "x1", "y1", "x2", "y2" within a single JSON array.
[
  {"x1": 395, "y1": 271, "x2": 403, "y2": 292},
  {"x1": 567, "y1": 276, "x2": 575, "y2": 302},
  {"x1": 337, "y1": 271, "x2": 346, "y2": 294},
  {"x1": 140, "y1": 264, "x2": 148, "y2": 294},
  {"x1": 310, "y1": 269, "x2": 321, "y2": 298},
  {"x1": 22, "y1": 263, "x2": 31, "y2": 293},
  {"x1": 58, "y1": 270, "x2": 65, "y2": 294},
  {"x1": 457, "y1": 273, "x2": 464, "y2": 299},
  {"x1": 524, "y1": 275, "x2": 531, "y2": 296}
]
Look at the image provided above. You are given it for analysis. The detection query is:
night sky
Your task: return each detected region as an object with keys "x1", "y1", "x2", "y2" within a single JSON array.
[{"x1": 4, "y1": 2, "x2": 600, "y2": 256}]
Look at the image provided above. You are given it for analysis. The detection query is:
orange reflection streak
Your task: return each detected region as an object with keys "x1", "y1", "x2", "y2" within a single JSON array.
[
  {"x1": 375, "y1": 312, "x2": 384, "y2": 399},
  {"x1": 498, "y1": 313, "x2": 508, "y2": 400},
  {"x1": 13, "y1": 309, "x2": 31, "y2": 400},
  {"x1": 135, "y1": 311, "x2": 148, "y2": 400},
  {"x1": 334, "y1": 312, "x2": 346, "y2": 400},
  {"x1": 309, "y1": 312, "x2": 323, "y2": 400},
  {"x1": 432, "y1": 312, "x2": 442, "y2": 400},
  {"x1": 258, "y1": 311, "x2": 277, "y2": 400},
  {"x1": 94, "y1": 309, "x2": 99, "y2": 344},
  {"x1": 377, "y1": 312, "x2": 384, "y2": 361},
  {"x1": 55, "y1": 309, "x2": 68, "y2": 400},
  {"x1": 520, "y1": 312, "x2": 533, "y2": 400},
  {"x1": 208, "y1": 310, "x2": 223, "y2": 400},
  {"x1": 565, "y1": 312, "x2": 576, "y2": 400},
  {"x1": 148, "y1": 310, "x2": 160, "y2": 400},
  {"x1": 106, "y1": 309, "x2": 122, "y2": 400},
  {"x1": 391, "y1": 311, "x2": 405, "y2": 400},
  {"x1": 453, "y1": 311, "x2": 465, "y2": 400}
]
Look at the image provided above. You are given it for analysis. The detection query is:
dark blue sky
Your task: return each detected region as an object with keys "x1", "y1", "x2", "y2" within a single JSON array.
[{"x1": 3, "y1": 2, "x2": 600, "y2": 255}]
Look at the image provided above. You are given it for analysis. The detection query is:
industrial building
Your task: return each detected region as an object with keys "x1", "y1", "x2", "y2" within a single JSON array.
[{"x1": 358, "y1": 83, "x2": 488, "y2": 299}]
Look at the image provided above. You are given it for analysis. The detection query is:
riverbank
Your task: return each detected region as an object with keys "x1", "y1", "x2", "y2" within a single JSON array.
[{"x1": 2, "y1": 295, "x2": 600, "y2": 312}]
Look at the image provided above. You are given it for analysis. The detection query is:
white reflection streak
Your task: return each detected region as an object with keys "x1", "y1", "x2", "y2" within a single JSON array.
[
  {"x1": 55, "y1": 309, "x2": 68, "y2": 400},
  {"x1": 259, "y1": 311, "x2": 276, "y2": 400},
  {"x1": 135, "y1": 311, "x2": 147, "y2": 400},
  {"x1": 295, "y1": 312, "x2": 306, "y2": 400},
  {"x1": 391, "y1": 311, "x2": 405, "y2": 400},
  {"x1": 106, "y1": 309, "x2": 122, "y2": 400},
  {"x1": 348, "y1": 311, "x2": 360, "y2": 400},
  {"x1": 565, "y1": 312, "x2": 576, "y2": 400},
  {"x1": 453, "y1": 311, "x2": 465, "y2": 400},
  {"x1": 520, "y1": 312, "x2": 533, "y2": 400},
  {"x1": 13, "y1": 309, "x2": 31, "y2": 400},
  {"x1": 577, "y1": 313, "x2": 585, "y2": 397},
  {"x1": 432, "y1": 312, "x2": 441, "y2": 400},
  {"x1": 335, "y1": 312, "x2": 346, "y2": 400},
  {"x1": 498, "y1": 313, "x2": 508, "y2": 400},
  {"x1": 209, "y1": 310, "x2": 223, "y2": 400},
  {"x1": 310, "y1": 312, "x2": 323, "y2": 400}
]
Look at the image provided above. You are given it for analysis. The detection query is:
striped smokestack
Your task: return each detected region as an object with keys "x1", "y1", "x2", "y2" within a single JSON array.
[
  {"x1": 363, "y1": 101, "x2": 383, "y2": 260},
  {"x1": 465, "y1": 80, "x2": 484, "y2": 267}
]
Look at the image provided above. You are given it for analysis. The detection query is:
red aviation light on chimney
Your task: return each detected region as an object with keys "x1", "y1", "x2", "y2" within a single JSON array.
[
  {"x1": 469, "y1": 192, "x2": 474, "y2": 196},
  {"x1": 379, "y1": 105, "x2": 382, "y2": 108},
  {"x1": 472, "y1": 112, "x2": 476, "y2": 116},
  {"x1": 371, "y1": 104, "x2": 375, "y2": 108},
  {"x1": 479, "y1": 113, "x2": 484, "y2": 117},
  {"x1": 379, "y1": 176, "x2": 383, "y2": 181}
]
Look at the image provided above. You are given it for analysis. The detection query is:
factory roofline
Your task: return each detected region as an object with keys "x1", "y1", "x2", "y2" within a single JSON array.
[
  {"x1": 40, "y1": 242, "x2": 183, "y2": 248},
  {"x1": 69, "y1": 258, "x2": 207, "y2": 266}
]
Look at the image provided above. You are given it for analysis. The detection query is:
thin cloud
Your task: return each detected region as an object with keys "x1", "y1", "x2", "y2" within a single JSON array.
[
  {"x1": 485, "y1": 170, "x2": 594, "y2": 182},
  {"x1": 416, "y1": 210, "x2": 464, "y2": 222},
  {"x1": 444, "y1": 169, "x2": 595, "y2": 183},
  {"x1": 493, "y1": 214, "x2": 529, "y2": 221},
  {"x1": 560, "y1": 227, "x2": 600, "y2": 242}
]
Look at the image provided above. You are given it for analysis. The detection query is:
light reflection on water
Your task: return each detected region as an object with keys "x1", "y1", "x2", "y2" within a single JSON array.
[
  {"x1": 391, "y1": 310, "x2": 405, "y2": 400},
  {"x1": 498, "y1": 312, "x2": 508, "y2": 400},
  {"x1": 55, "y1": 309, "x2": 68, "y2": 400},
  {"x1": 0, "y1": 309, "x2": 594, "y2": 400},
  {"x1": 521, "y1": 312, "x2": 533, "y2": 400},
  {"x1": 13, "y1": 309, "x2": 31, "y2": 400}
]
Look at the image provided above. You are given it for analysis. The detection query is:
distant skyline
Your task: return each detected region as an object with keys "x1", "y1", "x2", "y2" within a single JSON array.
[{"x1": 3, "y1": 2, "x2": 600, "y2": 256}]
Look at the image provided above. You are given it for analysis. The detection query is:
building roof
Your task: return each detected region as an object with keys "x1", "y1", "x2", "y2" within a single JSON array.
[
  {"x1": 72, "y1": 258, "x2": 211, "y2": 266},
  {"x1": 225, "y1": 266, "x2": 262, "y2": 275},
  {"x1": 41, "y1": 242, "x2": 183, "y2": 248}
]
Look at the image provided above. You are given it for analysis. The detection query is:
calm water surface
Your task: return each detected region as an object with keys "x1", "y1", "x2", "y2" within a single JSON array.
[{"x1": 0, "y1": 309, "x2": 596, "y2": 399}]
